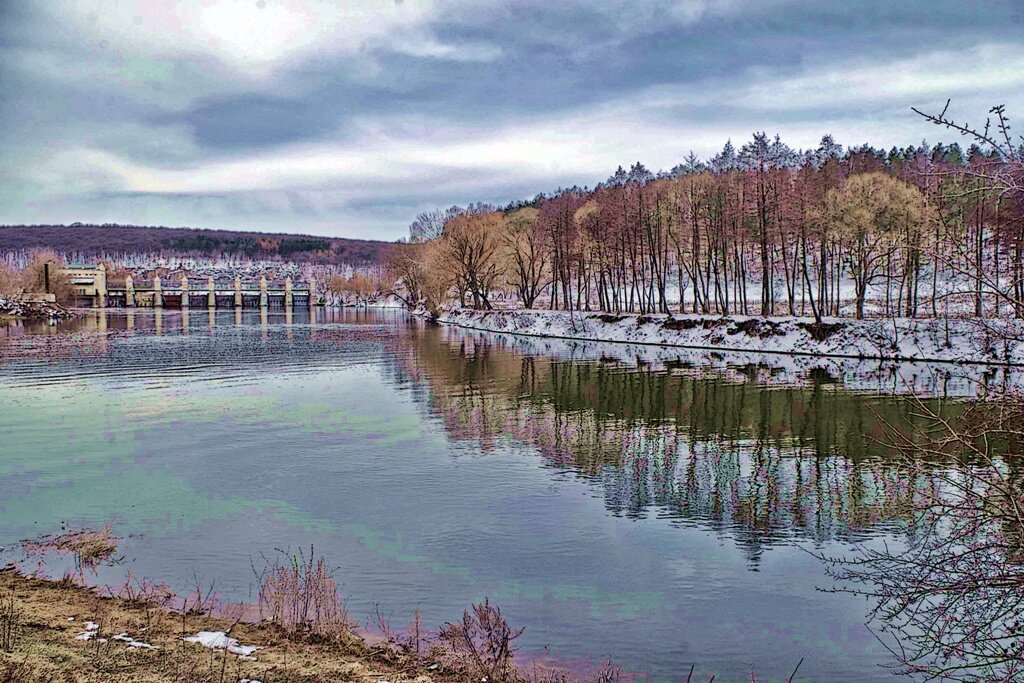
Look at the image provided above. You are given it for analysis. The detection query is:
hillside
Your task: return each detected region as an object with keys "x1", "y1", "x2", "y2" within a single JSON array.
[{"x1": 0, "y1": 224, "x2": 390, "y2": 264}]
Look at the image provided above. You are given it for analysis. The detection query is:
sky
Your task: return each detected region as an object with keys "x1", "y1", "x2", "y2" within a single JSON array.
[{"x1": 1, "y1": 1, "x2": 1023, "y2": 241}]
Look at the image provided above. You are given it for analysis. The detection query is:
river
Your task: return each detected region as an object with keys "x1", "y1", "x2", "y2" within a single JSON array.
[{"x1": 0, "y1": 308, "x2": 981, "y2": 681}]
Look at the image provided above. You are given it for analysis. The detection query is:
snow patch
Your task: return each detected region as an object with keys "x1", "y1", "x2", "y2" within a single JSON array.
[
  {"x1": 184, "y1": 631, "x2": 259, "y2": 658},
  {"x1": 74, "y1": 621, "x2": 101, "y2": 640},
  {"x1": 112, "y1": 632, "x2": 157, "y2": 649},
  {"x1": 439, "y1": 309, "x2": 1024, "y2": 367},
  {"x1": 74, "y1": 622, "x2": 155, "y2": 649}
]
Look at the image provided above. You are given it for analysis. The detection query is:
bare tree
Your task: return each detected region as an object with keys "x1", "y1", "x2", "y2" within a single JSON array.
[
  {"x1": 408, "y1": 209, "x2": 448, "y2": 243},
  {"x1": 501, "y1": 208, "x2": 548, "y2": 309},
  {"x1": 913, "y1": 101, "x2": 1023, "y2": 198}
]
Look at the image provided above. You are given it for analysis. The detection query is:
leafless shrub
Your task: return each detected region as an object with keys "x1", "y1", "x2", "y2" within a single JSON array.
[
  {"x1": 255, "y1": 547, "x2": 349, "y2": 638},
  {"x1": 408, "y1": 608, "x2": 424, "y2": 657},
  {"x1": 106, "y1": 571, "x2": 176, "y2": 632},
  {"x1": 821, "y1": 393, "x2": 1024, "y2": 680},
  {"x1": 374, "y1": 605, "x2": 428, "y2": 656},
  {"x1": 182, "y1": 569, "x2": 219, "y2": 617},
  {"x1": 0, "y1": 593, "x2": 19, "y2": 652},
  {"x1": 438, "y1": 598, "x2": 524, "y2": 683},
  {"x1": 108, "y1": 571, "x2": 175, "y2": 607}
]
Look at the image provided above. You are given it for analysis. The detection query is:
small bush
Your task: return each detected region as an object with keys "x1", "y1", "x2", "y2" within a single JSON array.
[
  {"x1": 257, "y1": 547, "x2": 349, "y2": 638},
  {"x1": 438, "y1": 598, "x2": 524, "y2": 683}
]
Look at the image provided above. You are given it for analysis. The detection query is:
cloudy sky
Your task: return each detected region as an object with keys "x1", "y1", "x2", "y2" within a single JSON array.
[{"x1": 1, "y1": 1, "x2": 1023, "y2": 240}]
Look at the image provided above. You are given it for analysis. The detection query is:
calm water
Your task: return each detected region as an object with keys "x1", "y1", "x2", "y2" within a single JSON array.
[{"x1": 0, "y1": 309, "x2": 970, "y2": 681}]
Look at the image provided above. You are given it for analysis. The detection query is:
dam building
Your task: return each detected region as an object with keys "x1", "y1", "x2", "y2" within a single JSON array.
[
  {"x1": 64, "y1": 263, "x2": 108, "y2": 308},
  {"x1": 61, "y1": 264, "x2": 315, "y2": 310}
]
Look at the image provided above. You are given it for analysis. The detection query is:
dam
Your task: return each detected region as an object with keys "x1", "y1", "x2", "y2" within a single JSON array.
[{"x1": 63, "y1": 264, "x2": 316, "y2": 310}]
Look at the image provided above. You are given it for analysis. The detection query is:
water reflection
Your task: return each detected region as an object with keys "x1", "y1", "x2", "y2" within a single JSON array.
[
  {"x1": 0, "y1": 309, "x2": 997, "y2": 681},
  {"x1": 0, "y1": 309, "x2": 975, "y2": 565},
  {"x1": 394, "y1": 323, "x2": 968, "y2": 566}
]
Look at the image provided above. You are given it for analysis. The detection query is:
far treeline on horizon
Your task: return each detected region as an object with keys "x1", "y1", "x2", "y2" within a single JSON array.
[{"x1": 0, "y1": 223, "x2": 390, "y2": 265}]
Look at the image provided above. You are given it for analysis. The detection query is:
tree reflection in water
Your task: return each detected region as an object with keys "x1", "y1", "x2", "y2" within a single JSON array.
[
  {"x1": 394, "y1": 321, "x2": 1023, "y2": 679},
  {"x1": 822, "y1": 397, "x2": 1024, "y2": 682},
  {"x1": 393, "y1": 323, "x2": 965, "y2": 563}
]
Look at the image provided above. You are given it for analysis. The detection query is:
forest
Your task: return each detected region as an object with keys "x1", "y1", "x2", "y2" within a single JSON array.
[
  {"x1": 391, "y1": 106, "x2": 1024, "y2": 322},
  {"x1": 0, "y1": 224, "x2": 387, "y2": 266}
]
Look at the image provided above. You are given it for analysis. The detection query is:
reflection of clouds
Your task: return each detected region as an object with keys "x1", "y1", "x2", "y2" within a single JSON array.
[
  {"x1": 660, "y1": 554, "x2": 701, "y2": 590},
  {"x1": 0, "y1": 310, "x2": 425, "y2": 550}
]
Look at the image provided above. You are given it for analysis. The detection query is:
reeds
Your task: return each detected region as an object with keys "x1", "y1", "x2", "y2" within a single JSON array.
[
  {"x1": 256, "y1": 546, "x2": 349, "y2": 638},
  {"x1": 21, "y1": 525, "x2": 119, "y2": 581}
]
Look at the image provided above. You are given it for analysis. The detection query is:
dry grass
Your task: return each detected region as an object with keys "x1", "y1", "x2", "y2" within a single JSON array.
[
  {"x1": 0, "y1": 569, "x2": 452, "y2": 683},
  {"x1": 0, "y1": 592, "x2": 19, "y2": 652},
  {"x1": 256, "y1": 548, "x2": 350, "y2": 640},
  {"x1": 21, "y1": 525, "x2": 119, "y2": 580},
  {"x1": 438, "y1": 599, "x2": 524, "y2": 683}
]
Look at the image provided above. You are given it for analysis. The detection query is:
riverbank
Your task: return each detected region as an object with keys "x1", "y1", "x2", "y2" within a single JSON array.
[
  {"x1": 438, "y1": 309, "x2": 1024, "y2": 366},
  {"x1": 0, "y1": 297, "x2": 75, "y2": 322},
  {"x1": 0, "y1": 568, "x2": 454, "y2": 683}
]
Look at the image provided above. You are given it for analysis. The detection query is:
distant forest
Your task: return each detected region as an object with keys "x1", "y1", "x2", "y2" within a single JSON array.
[{"x1": 0, "y1": 224, "x2": 388, "y2": 264}]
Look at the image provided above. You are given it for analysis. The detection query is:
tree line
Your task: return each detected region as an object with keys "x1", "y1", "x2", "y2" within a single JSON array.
[
  {"x1": 0, "y1": 224, "x2": 388, "y2": 266},
  {"x1": 390, "y1": 106, "x2": 1024, "y2": 321}
]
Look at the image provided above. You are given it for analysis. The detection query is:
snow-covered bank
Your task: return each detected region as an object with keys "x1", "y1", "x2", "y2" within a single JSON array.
[
  {"x1": 0, "y1": 296, "x2": 75, "y2": 321},
  {"x1": 438, "y1": 309, "x2": 1024, "y2": 366},
  {"x1": 436, "y1": 324, "x2": 1024, "y2": 397}
]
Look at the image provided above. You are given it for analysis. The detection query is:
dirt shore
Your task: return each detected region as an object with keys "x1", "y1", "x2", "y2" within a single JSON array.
[{"x1": 0, "y1": 569, "x2": 452, "y2": 683}]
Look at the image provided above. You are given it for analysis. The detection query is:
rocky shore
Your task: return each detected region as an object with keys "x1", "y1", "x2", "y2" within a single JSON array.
[{"x1": 0, "y1": 297, "x2": 76, "y2": 321}]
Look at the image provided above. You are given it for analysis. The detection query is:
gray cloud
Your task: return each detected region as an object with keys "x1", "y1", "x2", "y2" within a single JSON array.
[{"x1": 1, "y1": 0, "x2": 1022, "y2": 240}]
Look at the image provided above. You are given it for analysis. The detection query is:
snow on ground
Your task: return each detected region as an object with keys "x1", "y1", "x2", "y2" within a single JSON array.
[
  {"x1": 0, "y1": 296, "x2": 75, "y2": 320},
  {"x1": 112, "y1": 632, "x2": 157, "y2": 649},
  {"x1": 436, "y1": 324, "x2": 1021, "y2": 398},
  {"x1": 72, "y1": 621, "x2": 156, "y2": 649},
  {"x1": 184, "y1": 631, "x2": 259, "y2": 658},
  {"x1": 74, "y1": 621, "x2": 100, "y2": 640},
  {"x1": 439, "y1": 309, "x2": 1024, "y2": 369}
]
